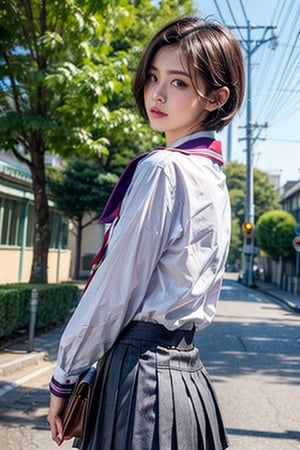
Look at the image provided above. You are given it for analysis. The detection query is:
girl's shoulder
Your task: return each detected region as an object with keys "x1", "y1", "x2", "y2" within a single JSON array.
[{"x1": 139, "y1": 149, "x2": 183, "y2": 170}]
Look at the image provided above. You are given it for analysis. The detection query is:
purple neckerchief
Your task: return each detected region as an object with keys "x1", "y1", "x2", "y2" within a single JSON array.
[
  {"x1": 99, "y1": 137, "x2": 223, "y2": 224},
  {"x1": 83, "y1": 137, "x2": 223, "y2": 292}
]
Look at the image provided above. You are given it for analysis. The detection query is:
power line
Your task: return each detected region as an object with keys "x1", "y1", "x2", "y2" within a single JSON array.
[
  {"x1": 225, "y1": 0, "x2": 246, "y2": 44},
  {"x1": 212, "y1": 0, "x2": 248, "y2": 46},
  {"x1": 271, "y1": 0, "x2": 285, "y2": 25},
  {"x1": 254, "y1": 1, "x2": 299, "y2": 124},
  {"x1": 258, "y1": 40, "x2": 299, "y2": 124},
  {"x1": 238, "y1": 0, "x2": 248, "y2": 22},
  {"x1": 266, "y1": 138, "x2": 300, "y2": 143},
  {"x1": 212, "y1": 0, "x2": 227, "y2": 23}
]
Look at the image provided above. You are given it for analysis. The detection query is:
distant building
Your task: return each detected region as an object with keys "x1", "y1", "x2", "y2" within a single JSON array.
[
  {"x1": 0, "y1": 150, "x2": 71, "y2": 283},
  {"x1": 267, "y1": 173, "x2": 281, "y2": 191},
  {"x1": 280, "y1": 179, "x2": 300, "y2": 222}
]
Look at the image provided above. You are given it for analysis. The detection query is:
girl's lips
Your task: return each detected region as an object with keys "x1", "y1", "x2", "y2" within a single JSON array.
[{"x1": 150, "y1": 107, "x2": 168, "y2": 118}]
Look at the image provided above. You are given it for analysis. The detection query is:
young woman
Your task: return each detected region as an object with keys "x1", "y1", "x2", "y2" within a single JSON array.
[{"x1": 48, "y1": 16, "x2": 245, "y2": 450}]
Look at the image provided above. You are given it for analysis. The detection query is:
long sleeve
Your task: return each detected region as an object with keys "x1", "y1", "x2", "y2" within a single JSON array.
[
  {"x1": 53, "y1": 147, "x2": 231, "y2": 385},
  {"x1": 53, "y1": 152, "x2": 181, "y2": 384}
]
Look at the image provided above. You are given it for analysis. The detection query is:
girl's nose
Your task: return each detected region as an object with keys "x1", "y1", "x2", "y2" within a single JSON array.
[{"x1": 152, "y1": 85, "x2": 166, "y2": 103}]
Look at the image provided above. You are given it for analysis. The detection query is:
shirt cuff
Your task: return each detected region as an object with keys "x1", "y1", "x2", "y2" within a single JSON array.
[
  {"x1": 53, "y1": 365, "x2": 80, "y2": 385},
  {"x1": 49, "y1": 376, "x2": 75, "y2": 398}
]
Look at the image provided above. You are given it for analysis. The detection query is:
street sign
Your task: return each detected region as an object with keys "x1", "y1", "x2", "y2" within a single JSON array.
[
  {"x1": 294, "y1": 223, "x2": 300, "y2": 236},
  {"x1": 293, "y1": 236, "x2": 300, "y2": 252}
]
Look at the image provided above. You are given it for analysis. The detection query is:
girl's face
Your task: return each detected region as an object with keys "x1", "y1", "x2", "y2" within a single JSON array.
[{"x1": 143, "y1": 45, "x2": 210, "y2": 145}]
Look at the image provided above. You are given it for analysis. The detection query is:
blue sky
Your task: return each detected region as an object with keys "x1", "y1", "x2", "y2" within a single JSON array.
[{"x1": 195, "y1": 0, "x2": 300, "y2": 186}]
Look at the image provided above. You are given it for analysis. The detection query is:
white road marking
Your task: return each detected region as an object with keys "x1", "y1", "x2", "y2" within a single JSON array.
[{"x1": 0, "y1": 362, "x2": 55, "y2": 398}]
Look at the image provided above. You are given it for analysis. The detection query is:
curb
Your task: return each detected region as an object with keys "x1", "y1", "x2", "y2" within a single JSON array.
[
  {"x1": 262, "y1": 291, "x2": 300, "y2": 313},
  {"x1": 254, "y1": 286, "x2": 300, "y2": 313},
  {"x1": 0, "y1": 351, "x2": 47, "y2": 376},
  {"x1": 0, "y1": 327, "x2": 63, "y2": 380}
]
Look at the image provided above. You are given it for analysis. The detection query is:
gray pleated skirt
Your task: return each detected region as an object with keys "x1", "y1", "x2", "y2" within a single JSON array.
[{"x1": 78, "y1": 321, "x2": 229, "y2": 450}]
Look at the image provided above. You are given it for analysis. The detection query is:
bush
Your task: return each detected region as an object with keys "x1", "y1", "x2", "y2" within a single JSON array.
[
  {"x1": 256, "y1": 210, "x2": 296, "y2": 260},
  {"x1": 0, "y1": 283, "x2": 80, "y2": 339}
]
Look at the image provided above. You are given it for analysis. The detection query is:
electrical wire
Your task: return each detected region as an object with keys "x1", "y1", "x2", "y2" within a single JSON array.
[
  {"x1": 252, "y1": 0, "x2": 299, "y2": 126},
  {"x1": 212, "y1": 0, "x2": 227, "y2": 24},
  {"x1": 225, "y1": 0, "x2": 246, "y2": 44},
  {"x1": 224, "y1": 0, "x2": 240, "y2": 28},
  {"x1": 238, "y1": 0, "x2": 248, "y2": 22},
  {"x1": 257, "y1": 18, "x2": 299, "y2": 124},
  {"x1": 211, "y1": 0, "x2": 299, "y2": 169},
  {"x1": 251, "y1": 0, "x2": 283, "y2": 107}
]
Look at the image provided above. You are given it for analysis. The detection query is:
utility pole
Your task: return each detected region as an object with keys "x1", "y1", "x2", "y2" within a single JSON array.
[
  {"x1": 227, "y1": 123, "x2": 232, "y2": 162},
  {"x1": 230, "y1": 20, "x2": 277, "y2": 287}
]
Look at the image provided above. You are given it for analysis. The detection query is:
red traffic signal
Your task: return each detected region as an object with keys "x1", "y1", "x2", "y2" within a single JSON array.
[{"x1": 242, "y1": 221, "x2": 254, "y2": 236}]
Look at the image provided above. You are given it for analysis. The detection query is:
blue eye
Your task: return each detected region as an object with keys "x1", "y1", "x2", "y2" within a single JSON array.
[{"x1": 172, "y1": 79, "x2": 187, "y2": 88}]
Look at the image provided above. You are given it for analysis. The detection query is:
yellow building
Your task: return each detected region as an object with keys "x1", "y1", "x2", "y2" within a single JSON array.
[{"x1": 0, "y1": 152, "x2": 71, "y2": 283}]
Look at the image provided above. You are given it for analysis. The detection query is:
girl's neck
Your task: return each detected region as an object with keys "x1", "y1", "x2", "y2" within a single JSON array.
[{"x1": 168, "y1": 130, "x2": 215, "y2": 148}]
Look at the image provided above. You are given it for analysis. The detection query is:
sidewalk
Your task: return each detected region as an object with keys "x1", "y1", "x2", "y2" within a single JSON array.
[
  {"x1": 0, "y1": 324, "x2": 65, "y2": 378},
  {"x1": 0, "y1": 279, "x2": 299, "y2": 384},
  {"x1": 254, "y1": 279, "x2": 300, "y2": 313}
]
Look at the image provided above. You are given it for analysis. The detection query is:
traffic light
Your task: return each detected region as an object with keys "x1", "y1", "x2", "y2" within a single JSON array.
[{"x1": 242, "y1": 221, "x2": 254, "y2": 236}]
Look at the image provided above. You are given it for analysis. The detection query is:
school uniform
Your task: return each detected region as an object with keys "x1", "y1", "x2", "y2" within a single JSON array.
[{"x1": 50, "y1": 131, "x2": 231, "y2": 449}]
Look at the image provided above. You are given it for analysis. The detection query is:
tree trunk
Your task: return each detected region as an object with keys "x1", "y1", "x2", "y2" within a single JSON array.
[
  {"x1": 29, "y1": 134, "x2": 50, "y2": 283},
  {"x1": 74, "y1": 219, "x2": 83, "y2": 280}
]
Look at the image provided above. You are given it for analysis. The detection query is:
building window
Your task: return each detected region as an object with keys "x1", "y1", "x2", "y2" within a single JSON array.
[
  {"x1": 49, "y1": 211, "x2": 68, "y2": 249},
  {"x1": 0, "y1": 196, "x2": 68, "y2": 249},
  {"x1": 0, "y1": 197, "x2": 22, "y2": 246}
]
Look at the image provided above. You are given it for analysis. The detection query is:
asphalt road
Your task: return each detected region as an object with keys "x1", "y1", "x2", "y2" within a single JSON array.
[
  {"x1": 198, "y1": 276, "x2": 300, "y2": 450},
  {"x1": 0, "y1": 276, "x2": 299, "y2": 449}
]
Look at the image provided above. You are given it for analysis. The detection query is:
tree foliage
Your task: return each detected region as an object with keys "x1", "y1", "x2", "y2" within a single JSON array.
[
  {"x1": 224, "y1": 161, "x2": 279, "y2": 223},
  {"x1": 47, "y1": 158, "x2": 117, "y2": 278},
  {"x1": 224, "y1": 161, "x2": 279, "y2": 265},
  {"x1": 255, "y1": 210, "x2": 296, "y2": 260},
  {"x1": 0, "y1": 0, "x2": 194, "y2": 282}
]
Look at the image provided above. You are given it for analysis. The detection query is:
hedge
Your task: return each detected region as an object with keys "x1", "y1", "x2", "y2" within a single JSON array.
[{"x1": 0, "y1": 283, "x2": 80, "y2": 339}]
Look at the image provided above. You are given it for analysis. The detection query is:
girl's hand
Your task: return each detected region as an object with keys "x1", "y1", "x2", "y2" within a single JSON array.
[{"x1": 47, "y1": 393, "x2": 66, "y2": 446}]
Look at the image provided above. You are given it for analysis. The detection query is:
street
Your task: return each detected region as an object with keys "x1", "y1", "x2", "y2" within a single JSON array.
[
  {"x1": 198, "y1": 276, "x2": 300, "y2": 449},
  {"x1": 0, "y1": 276, "x2": 300, "y2": 449}
]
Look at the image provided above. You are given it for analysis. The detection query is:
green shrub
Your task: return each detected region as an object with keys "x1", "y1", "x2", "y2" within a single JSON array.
[
  {"x1": 256, "y1": 210, "x2": 296, "y2": 260},
  {"x1": 0, "y1": 283, "x2": 80, "y2": 339},
  {"x1": 0, "y1": 289, "x2": 22, "y2": 337}
]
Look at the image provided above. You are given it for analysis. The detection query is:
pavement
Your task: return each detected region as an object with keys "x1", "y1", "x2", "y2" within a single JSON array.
[
  {"x1": 254, "y1": 278, "x2": 300, "y2": 313},
  {"x1": 0, "y1": 277, "x2": 299, "y2": 393}
]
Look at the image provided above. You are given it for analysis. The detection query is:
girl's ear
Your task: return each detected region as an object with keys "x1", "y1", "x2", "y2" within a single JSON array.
[{"x1": 204, "y1": 87, "x2": 230, "y2": 112}]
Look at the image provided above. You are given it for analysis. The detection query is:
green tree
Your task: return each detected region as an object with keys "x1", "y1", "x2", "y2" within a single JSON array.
[
  {"x1": 224, "y1": 161, "x2": 279, "y2": 223},
  {"x1": 0, "y1": 0, "x2": 119, "y2": 282},
  {"x1": 0, "y1": 0, "x2": 193, "y2": 282},
  {"x1": 224, "y1": 161, "x2": 279, "y2": 265},
  {"x1": 226, "y1": 217, "x2": 242, "y2": 267},
  {"x1": 47, "y1": 158, "x2": 117, "y2": 279},
  {"x1": 255, "y1": 210, "x2": 296, "y2": 260}
]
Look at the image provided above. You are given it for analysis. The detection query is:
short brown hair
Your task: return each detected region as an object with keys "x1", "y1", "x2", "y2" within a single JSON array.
[{"x1": 133, "y1": 16, "x2": 245, "y2": 132}]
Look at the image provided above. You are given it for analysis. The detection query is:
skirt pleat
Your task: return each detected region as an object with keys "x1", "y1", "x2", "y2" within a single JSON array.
[
  {"x1": 196, "y1": 368, "x2": 229, "y2": 450},
  {"x1": 191, "y1": 371, "x2": 221, "y2": 450},
  {"x1": 157, "y1": 365, "x2": 174, "y2": 448},
  {"x1": 181, "y1": 371, "x2": 207, "y2": 449},
  {"x1": 171, "y1": 369, "x2": 199, "y2": 450},
  {"x1": 107, "y1": 346, "x2": 138, "y2": 450},
  {"x1": 79, "y1": 321, "x2": 229, "y2": 450},
  {"x1": 131, "y1": 348, "x2": 158, "y2": 449}
]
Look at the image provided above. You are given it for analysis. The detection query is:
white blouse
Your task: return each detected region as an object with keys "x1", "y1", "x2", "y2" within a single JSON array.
[{"x1": 53, "y1": 132, "x2": 231, "y2": 384}]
